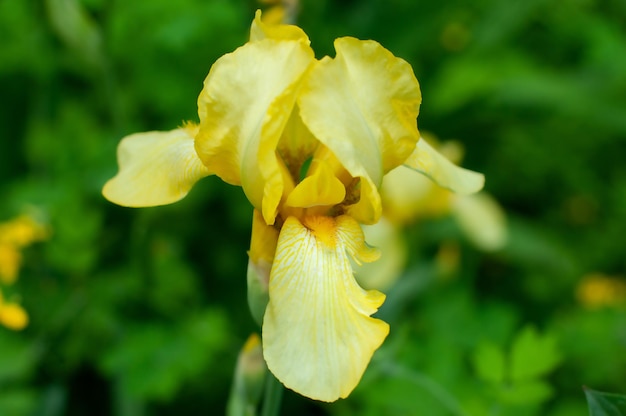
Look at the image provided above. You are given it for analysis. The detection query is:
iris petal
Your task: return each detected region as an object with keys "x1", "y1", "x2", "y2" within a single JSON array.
[
  {"x1": 403, "y1": 138, "x2": 484, "y2": 195},
  {"x1": 451, "y1": 193, "x2": 507, "y2": 251},
  {"x1": 263, "y1": 215, "x2": 389, "y2": 402},
  {"x1": 102, "y1": 126, "x2": 210, "y2": 207},
  {"x1": 277, "y1": 106, "x2": 319, "y2": 181},
  {"x1": 382, "y1": 164, "x2": 452, "y2": 224},
  {"x1": 195, "y1": 38, "x2": 314, "y2": 224},
  {"x1": 285, "y1": 161, "x2": 345, "y2": 208},
  {"x1": 298, "y1": 37, "x2": 421, "y2": 222}
]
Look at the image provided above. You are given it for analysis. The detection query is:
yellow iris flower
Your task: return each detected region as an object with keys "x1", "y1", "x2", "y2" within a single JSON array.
[{"x1": 103, "y1": 12, "x2": 483, "y2": 402}]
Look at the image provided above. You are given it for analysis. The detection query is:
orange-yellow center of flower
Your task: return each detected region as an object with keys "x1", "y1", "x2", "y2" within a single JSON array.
[{"x1": 303, "y1": 216, "x2": 337, "y2": 248}]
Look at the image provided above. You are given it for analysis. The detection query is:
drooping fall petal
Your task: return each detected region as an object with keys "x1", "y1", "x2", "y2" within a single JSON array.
[
  {"x1": 102, "y1": 126, "x2": 211, "y2": 207},
  {"x1": 263, "y1": 215, "x2": 389, "y2": 402},
  {"x1": 403, "y1": 138, "x2": 484, "y2": 195},
  {"x1": 195, "y1": 38, "x2": 314, "y2": 225},
  {"x1": 298, "y1": 37, "x2": 421, "y2": 223}
]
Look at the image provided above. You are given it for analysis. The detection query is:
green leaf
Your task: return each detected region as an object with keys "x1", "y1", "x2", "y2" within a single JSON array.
[
  {"x1": 585, "y1": 388, "x2": 626, "y2": 416},
  {"x1": 498, "y1": 380, "x2": 553, "y2": 405},
  {"x1": 100, "y1": 309, "x2": 231, "y2": 400},
  {"x1": 472, "y1": 342, "x2": 506, "y2": 384},
  {"x1": 0, "y1": 332, "x2": 38, "y2": 383},
  {"x1": 510, "y1": 326, "x2": 561, "y2": 382},
  {"x1": 0, "y1": 388, "x2": 38, "y2": 415}
]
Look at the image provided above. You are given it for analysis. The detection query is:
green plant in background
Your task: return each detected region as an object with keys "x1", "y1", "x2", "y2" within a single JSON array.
[
  {"x1": 2, "y1": 0, "x2": 626, "y2": 414},
  {"x1": 472, "y1": 326, "x2": 561, "y2": 410}
]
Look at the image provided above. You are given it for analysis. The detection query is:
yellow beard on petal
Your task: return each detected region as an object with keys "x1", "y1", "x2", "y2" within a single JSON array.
[{"x1": 303, "y1": 216, "x2": 337, "y2": 248}]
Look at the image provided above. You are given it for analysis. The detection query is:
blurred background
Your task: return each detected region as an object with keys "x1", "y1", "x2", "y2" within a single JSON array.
[{"x1": 1, "y1": 0, "x2": 625, "y2": 415}]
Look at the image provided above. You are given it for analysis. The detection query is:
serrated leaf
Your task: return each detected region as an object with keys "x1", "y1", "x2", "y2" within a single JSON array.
[
  {"x1": 510, "y1": 326, "x2": 561, "y2": 382},
  {"x1": 472, "y1": 342, "x2": 506, "y2": 384},
  {"x1": 585, "y1": 388, "x2": 626, "y2": 416}
]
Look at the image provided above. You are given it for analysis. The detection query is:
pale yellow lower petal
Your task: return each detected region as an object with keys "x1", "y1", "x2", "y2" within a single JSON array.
[
  {"x1": 263, "y1": 215, "x2": 388, "y2": 402},
  {"x1": 404, "y1": 138, "x2": 484, "y2": 195},
  {"x1": 102, "y1": 126, "x2": 210, "y2": 207},
  {"x1": 451, "y1": 193, "x2": 507, "y2": 251}
]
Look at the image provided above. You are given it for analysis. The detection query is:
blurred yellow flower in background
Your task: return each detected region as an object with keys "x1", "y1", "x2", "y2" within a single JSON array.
[
  {"x1": 103, "y1": 12, "x2": 484, "y2": 402},
  {"x1": 0, "y1": 245, "x2": 22, "y2": 285},
  {"x1": 0, "y1": 292, "x2": 29, "y2": 330},
  {"x1": 577, "y1": 273, "x2": 626, "y2": 309},
  {"x1": 0, "y1": 214, "x2": 49, "y2": 330}
]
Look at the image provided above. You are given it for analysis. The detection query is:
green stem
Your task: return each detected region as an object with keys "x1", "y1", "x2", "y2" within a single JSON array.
[{"x1": 260, "y1": 372, "x2": 283, "y2": 416}]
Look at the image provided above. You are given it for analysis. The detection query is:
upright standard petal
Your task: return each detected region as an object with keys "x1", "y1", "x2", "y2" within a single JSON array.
[
  {"x1": 102, "y1": 126, "x2": 211, "y2": 207},
  {"x1": 263, "y1": 215, "x2": 389, "y2": 402},
  {"x1": 298, "y1": 37, "x2": 421, "y2": 223},
  {"x1": 195, "y1": 38, "x2": 314, "y2": 224},
  {"x1": 403, "y1": 138, "x2": 484, "y2": 195}
]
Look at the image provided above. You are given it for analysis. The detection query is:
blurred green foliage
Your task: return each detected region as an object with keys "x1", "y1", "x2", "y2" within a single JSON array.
[{"x1": 1, "y1": 0, "x2": 625, "y2": 415}]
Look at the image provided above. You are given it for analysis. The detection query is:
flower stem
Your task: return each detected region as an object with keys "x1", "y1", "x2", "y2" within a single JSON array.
[{"x1": 260, "y1": 372, "x2": 283, "y2": 416}]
